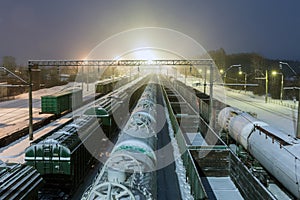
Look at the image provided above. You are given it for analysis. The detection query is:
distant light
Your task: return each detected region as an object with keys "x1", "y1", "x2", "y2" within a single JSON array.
[
  {"x1": 220, "y1": 69, "x2": 224, "y2": 74},
  {"x1": 113, "y1": 56, "x2": 122, "y2": 61},
  {"x1": 146, "y1": 59, "x2": 154, "y2": 65},
  {"x1": 133, "y1": 49, "x2": 157, "y2": 61},
  {"x1": 238, "y1": 71, "x2": 243, "y2": 75},
  {"x1": 279, "y1": 61, "x2": 287, "y2": 65},
  {"x1": 272, "y1": 71, "x2": 277, "y2": 75}
]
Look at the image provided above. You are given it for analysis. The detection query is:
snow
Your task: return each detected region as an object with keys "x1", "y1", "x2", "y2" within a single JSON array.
[
  {"x1": 0, "y1": 82, "x2": 97, "y2": 163},
  {"x1": 213, "y1": 86, "x2": 297, "y2": 137},
  {"x1": 207, "y1": 177, "x2": 244, "y2": 200},
  {"x1": 183, "y1": 76, "x2": 298, "y2": 137},
  {"x1": 0, "y1": 82, "x2": 96, "y2": 137}
]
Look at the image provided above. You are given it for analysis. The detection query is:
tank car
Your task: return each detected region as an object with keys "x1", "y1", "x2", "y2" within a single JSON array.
[
  {"x1": 82, "y1": 83, "x2": 158, "y2": 200},
  {"x1": 218, "y1": 107, "x2": 300, "y2": 198}
]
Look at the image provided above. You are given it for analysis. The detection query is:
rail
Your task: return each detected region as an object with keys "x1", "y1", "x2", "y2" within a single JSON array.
[{"x1": 162, "y1": 83, "x2": 208, "y2": 199}]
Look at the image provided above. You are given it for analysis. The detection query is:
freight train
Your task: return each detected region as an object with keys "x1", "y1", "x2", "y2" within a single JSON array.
[
  {"x1": 25, "y1": 115, "x2": 103, "y2": 192},
  {"x1": 40, "y1": 75, "x2": 137, "y2": 116},
  {"x1": 82, "y1": 80, "x2": 159, "y2": 200},
  {"x1": 218, "y1": 106, "x2": 300, "y2": 199},
  {"x1": 0, "y1": 162, "x2": 43, "y2": 200},
  {"x1": 25, "y1": 75, "x2": 149, "y2": 197}
]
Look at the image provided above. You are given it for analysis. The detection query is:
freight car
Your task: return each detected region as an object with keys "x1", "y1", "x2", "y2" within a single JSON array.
[
  {"x1": 41, "y1": 88, "x2": 82, "y2": 115},
  {"x1": 95, "y1": 76, "x2": 126, "y2": 94},
  {"x1": 84, "y1": 74, "x2": 149, "y2": 139},
  {"x1": 41, "y1": 76, "x2": 131, "y2": 115},
  {"x1": 0, "y1": 162, "x2": 43, "y2": 200},
  {"x1": 26, "y1": 75, "x2": 150, "y2": 196},
  {"x1": 95, "y1": 75, "x2": 139, "y2": 94},
  {"x1": 218, "y1": 106, "x2": 300, "y2": 199},
  {"x1": 25, "y1": 115, "x2": 104, "y2": 192},
  {"x1": 170, "y1": 78, "x2": 212, "y2": 122},
  {"x1": 95, "y1": 79, "x2": 118, "y2": 95},
  {"x1": 82, "y1": 81, "x2": 158, "y2": 200},
  {"x1": 83, "y1": 90, "x2": 128, "y2": 139}
]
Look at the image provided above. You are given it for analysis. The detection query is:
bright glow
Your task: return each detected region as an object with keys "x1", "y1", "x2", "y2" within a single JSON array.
[
  {"x1": 131, "y1": 49, "x2": 157, "y2": 60},
  {"x1": 238, "y1": 71, "x2": 243, "y2": 75},
  {"x1": 146, "y1": 60, "x2": 154, "y2": 65},
  {"x1": 113, "y1": 55, "x2": 122, "y2": 61},
  {"x1": 86, "y1": 27, "x2": 211, "y2": 61},
  {"x1": 272, "y1": 71, "x2": 278, "y2": 75},
  {"x1": 220, "y1": 69, "x2": 224, "y2": 74}
]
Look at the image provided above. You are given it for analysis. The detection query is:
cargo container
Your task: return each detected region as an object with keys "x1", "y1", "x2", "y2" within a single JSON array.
[
  {"x1": 95, "y1": 79, "x2": 117, "y2": 94},
  {"x1": 41, "y1": 89, "x2": 82, "y2": 115},
  {"x1": 95, "y1": 75, "x2": 139, "y2": 94}
]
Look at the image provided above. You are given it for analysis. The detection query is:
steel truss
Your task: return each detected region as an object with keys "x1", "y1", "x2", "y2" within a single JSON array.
[
  {"x1": 28, "y1": 59, "x2": 213, "y2": 67},
  {"x1": 26, "y1": 59, "x2": 213, "y2": 141}
]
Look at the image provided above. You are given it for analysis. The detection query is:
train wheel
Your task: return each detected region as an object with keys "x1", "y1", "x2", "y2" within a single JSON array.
[{"x1": 90, "y1": 182, "x2": 135, "y2": 200}]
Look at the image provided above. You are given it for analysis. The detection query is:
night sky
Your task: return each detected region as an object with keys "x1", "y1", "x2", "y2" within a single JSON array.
[{"x1": 1, "y1": 0, "x2": 300, "y2": 65}]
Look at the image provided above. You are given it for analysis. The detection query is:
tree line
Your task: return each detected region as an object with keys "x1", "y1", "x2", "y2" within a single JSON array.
[
  {"x1": 0, "y1": 56, "x2": 123, "y2": 98},
  {"x1": 1, "y1": 53, "x2": 299, "y2": 100},
  {"x1": 209, "y1": 48, "x2": 300, "y2": 100}
]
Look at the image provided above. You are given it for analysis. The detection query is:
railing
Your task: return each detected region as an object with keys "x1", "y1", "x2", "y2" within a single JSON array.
[{"x1": 267, "y1": 98, "x2": 298, "y2": 109}]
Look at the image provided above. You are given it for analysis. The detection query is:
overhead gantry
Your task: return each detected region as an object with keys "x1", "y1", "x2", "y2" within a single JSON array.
[{"x1": 27, "y1": 59, "x2": 214, "y2": 141}]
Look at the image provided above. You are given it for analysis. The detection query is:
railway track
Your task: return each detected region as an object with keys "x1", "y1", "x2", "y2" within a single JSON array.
[
  {"x1": 0, "y1": 99, "x2": 41, "y2": 123},
  {"x1": 227, "y1": 95, "x2": 295, "y2": 122},
  {"x1": 22, "y1": 76, "x2": 148, "y2": 199},
  {"x1": 1, "y1": 75, "x2": 293, "y2": 199},
  {"x1": 81, "y1": 75, "x2": 187, "y2": 199},
  {"x1": 0, "y1": 79, "x2": 122, "y2": 147}
]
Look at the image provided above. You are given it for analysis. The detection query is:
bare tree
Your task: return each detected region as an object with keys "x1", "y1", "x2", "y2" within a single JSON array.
[{"x1": 2, "y1": 56, "x2": 17, "y2": 71}]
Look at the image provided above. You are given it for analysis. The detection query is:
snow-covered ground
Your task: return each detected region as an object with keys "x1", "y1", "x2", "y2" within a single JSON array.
[
  {"x1": 0, "y1": 81, "x2": 99, "y2": 163},
  {"x1": 0, "y1": 77, "x2": 298, "y2": 164},
  {"x1": 0, "y1": 82, "x2": 96, "y2": 137},
  {"x1": 185, "y1": 76, "x2": 298, "y2": 137},
  {"x1": 214, "y1": 85, "x2": 297, "y2": 137}
]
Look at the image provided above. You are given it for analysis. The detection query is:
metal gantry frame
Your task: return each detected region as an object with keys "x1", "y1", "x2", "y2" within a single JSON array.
[
  {"x1": 28, "y1": 59, "x2": 214, "y2": 140},
  {"x1": 28, "y1": 59, "x2": 213, "y2": 67}
]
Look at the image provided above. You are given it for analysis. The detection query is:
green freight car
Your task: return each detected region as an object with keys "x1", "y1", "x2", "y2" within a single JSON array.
[
  {"x1": 83, "y1": 107, "x2": 111, "y2": 126},
  {"x1": 83, "y1": 102, "x2": 119, "y2": 138},
  {"x1": 95, "y1": 79, "x2": 117, "y2": 94},
  {"x1": 0, "y1": 162, "x2": 43, "y2": 200},
  {"x1": 25, "y1": 115, "x2": 105, "y2": 191},
  {"x1": 95, "y1": 75, "x2": 140, "y2": 94},
  {"x1": 83, "y1": 83, "x2": 134, "y2": 138},
  {"x1": 41, "y1": 89, "x2": 82, "y2": 115}
]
